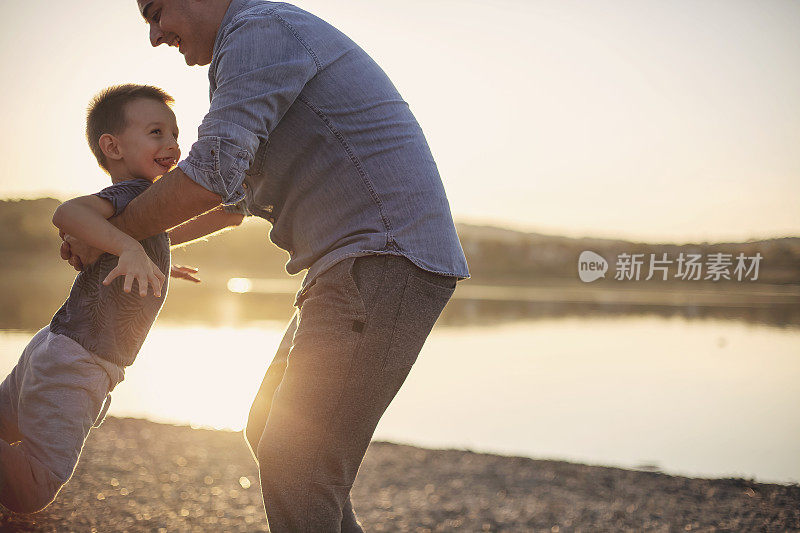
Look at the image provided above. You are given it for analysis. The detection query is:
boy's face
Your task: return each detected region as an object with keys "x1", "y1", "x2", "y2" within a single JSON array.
[{"x1": 115, "y1": 98, "x2": 180, "y2": 181}]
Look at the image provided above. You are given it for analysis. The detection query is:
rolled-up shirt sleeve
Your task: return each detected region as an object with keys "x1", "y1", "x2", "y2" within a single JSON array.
[
  {"x1": 223, "y1": 198, "x2": 250, "y2": 216},
  {"x1": 178, "y1": 12, "x2": 320, "y2": 205}
]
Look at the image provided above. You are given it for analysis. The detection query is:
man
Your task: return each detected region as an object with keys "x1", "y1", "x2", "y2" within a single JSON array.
[{"x1": 63, "y1": 1, "x2": 469, "y2": 530}]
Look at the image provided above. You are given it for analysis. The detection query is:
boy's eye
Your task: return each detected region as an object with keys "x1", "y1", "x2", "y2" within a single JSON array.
[
  {"x1": 152, "y1": 10, "x2": 161, "y2": 23},
  {"x1": 151, "y1": 129, "x2": 161, "y2": 135}
]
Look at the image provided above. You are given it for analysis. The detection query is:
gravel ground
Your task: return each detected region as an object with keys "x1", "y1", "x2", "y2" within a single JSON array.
[{"x1": 1, "y1": 417, "x2": 798, "y2": 532}]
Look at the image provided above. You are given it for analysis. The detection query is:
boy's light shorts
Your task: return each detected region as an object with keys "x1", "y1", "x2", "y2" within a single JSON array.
[{"x1": 0, "y1": 325, "x2": 125, "y2": 512}]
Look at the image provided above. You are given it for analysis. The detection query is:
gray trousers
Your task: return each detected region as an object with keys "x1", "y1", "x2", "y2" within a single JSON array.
[
  {"x1": 0, "y1": 326, "x2": 124, "y2": 513},
  {"x1": 244, "y1": 253, "x2": 456, "y2": 532}
]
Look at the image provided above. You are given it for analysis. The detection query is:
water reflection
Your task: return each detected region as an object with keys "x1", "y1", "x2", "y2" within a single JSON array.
[
  {"x1": 1, "y1": 316, "x2": 797, "y2": 483},
  {"x1": 2, "y1": 277, "x2": 798, "y2": 332},
  {"x1": 439, "y1": 297, "x2": 800, "y2": 330}
]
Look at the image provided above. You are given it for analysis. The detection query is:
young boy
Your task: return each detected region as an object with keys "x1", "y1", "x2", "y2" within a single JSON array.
[{"x1": 0, "y1": 84, "x2": 242, "y2": 514}]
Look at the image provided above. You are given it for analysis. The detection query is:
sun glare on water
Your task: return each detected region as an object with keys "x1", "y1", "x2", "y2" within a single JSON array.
[
  {"x1": 108, "y1": 325, "x2": 288, "y2": 431},
  {"x1": 227, "y1": 278, "x2": 253, "y2": 294}
]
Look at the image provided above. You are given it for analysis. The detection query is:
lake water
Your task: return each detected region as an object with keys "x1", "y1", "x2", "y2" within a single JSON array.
[{"x1": 1, "y1": 316, "x2": 798, "y2": 484}]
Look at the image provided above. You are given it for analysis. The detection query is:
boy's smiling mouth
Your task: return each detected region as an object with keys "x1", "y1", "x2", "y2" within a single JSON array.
[{"x1": 155, "y1": 157, "x2": 176, "y2": 171}]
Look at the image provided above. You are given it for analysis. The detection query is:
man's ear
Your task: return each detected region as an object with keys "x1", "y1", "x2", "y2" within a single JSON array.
[{"x1": 98, "y1": 133, "x2": 123, "y2": 161}]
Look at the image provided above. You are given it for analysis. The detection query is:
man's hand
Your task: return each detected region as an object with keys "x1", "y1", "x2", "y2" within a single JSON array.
[
  {"x1": 58, "y1": 230, "x2": 81, "y2": 269},
  {"x1": 103, "y1": 244, "x2": 166, "y2": 297},
  {"x1": 170, "y1": 265, "x2": 201, "y2": 283},
  {"x1": 60, "y1": 234, "x2": 103, "y2": 271}
]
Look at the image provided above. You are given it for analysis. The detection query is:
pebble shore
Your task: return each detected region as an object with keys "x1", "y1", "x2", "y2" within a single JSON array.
[{"x1": 1, "y1": 417, "x2": 798, "y2": 532}]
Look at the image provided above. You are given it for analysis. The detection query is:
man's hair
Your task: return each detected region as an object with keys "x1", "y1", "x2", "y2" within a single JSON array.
[{"x1": 86, "y1": 84, "x2": 175, "y2": 173}]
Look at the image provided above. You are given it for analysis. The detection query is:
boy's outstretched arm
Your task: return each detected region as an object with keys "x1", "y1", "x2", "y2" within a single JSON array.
[{"x1": 52, "y1": 195, "x2": 166, "y2": 297}]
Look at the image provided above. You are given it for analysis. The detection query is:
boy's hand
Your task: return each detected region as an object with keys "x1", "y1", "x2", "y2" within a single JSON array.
[
  {"x1": 170, "y1": 265, "x2": 201, "y2": 283},
  {"x1": 103, "y1": 245, "x2": 166, "y2": 297}
]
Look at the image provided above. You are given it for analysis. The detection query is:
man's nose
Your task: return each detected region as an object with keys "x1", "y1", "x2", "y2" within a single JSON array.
[{"x1": 149, "y1": 24, "x2": 165, "y2": 47}]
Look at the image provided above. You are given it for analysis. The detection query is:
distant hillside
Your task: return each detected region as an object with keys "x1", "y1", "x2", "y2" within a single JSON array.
[
  {"x1": 2, "y1": 198, "x2": 798, "y2": 284},
  {"x1": 0, "y1": 198, "x2": 64, "y2": 254},
  {"x1": 456, "y1": 223, "x2": 800, "y2": 284}
]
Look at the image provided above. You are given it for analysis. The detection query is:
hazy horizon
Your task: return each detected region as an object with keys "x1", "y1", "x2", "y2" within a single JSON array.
[{"x1": 1, "y1": 0, "x2": 798, "y2": 243}]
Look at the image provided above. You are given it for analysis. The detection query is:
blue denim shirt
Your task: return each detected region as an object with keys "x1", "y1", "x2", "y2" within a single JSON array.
[{"x1": 177, "y1": 0, "x2": 470, "y2": 305}]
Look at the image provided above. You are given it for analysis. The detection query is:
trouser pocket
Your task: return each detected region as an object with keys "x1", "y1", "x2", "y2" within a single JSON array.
[
  {"x1": 295, "y1": 257, "x2": 367, "y2": 332},
  {"x1": 384, "y1": 270, "x2": 455, "y2": 370}
]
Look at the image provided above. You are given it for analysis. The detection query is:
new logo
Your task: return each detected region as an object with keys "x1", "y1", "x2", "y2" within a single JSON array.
[{"x1": 578, "y1": 251, "x2": 608, "y2": 282}]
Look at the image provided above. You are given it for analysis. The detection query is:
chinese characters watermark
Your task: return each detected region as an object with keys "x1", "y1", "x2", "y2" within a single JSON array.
[{"x1": 578, "y1": 251, "x2": 762, "y2": 283}]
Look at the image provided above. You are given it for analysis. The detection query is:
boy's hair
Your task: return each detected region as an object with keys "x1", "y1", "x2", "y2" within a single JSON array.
[{"x1": 86, "y1": 84, "x2": 175, "y2": 173}]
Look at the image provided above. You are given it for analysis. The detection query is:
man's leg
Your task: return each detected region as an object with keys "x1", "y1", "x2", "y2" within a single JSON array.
[
  {"x1": 244, "y1": 311, "x2": 298, "y2": 459},
  {"x1": 256, "y1": 254, "x2": 456, "y2": 532},
  {"x1": 245, "y1": 311, "x2": 364, "y2": 531}
]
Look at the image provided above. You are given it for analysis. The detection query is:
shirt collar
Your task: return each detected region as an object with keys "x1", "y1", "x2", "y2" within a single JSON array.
[{"x1": 213, "y1": 0, "x2": 253, "y2": 55}]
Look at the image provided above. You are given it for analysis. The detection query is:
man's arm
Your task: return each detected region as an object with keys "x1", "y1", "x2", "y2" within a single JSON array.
[
  {"x1": 52, "y1": 195, "x2": 166, "y2": 296},
  {"x1": 166, "y1": 206, "x2": 245, "y2": 283},
  {"x1": 113, "y1": 168, "x2": 222, "y2": 240},
  {"x1": 169, "y1": 206, "x2": 245, "y2": 248},
  {"x1": 62, "y1": 168, "x2": 222, "y2": 269}
]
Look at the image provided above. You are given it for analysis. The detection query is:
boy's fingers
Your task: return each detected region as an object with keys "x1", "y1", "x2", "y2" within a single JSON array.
[
  {"x1": 124, "y1": 273, "x2": 134, "y2": 293},
  {"x1": 151, "y1": 275, "x2": 162, "y2": 298},
  {"x1": 138, "y1": 274, "x2": 148, "y2": 297},
  {"x1": 171, "y1": 267, "x2": 201, "y2": 283},
  {"x1": 143, "y1": 273, "x2": 157, "y2": 297},
  {"x1": 103, "y1": 267, "x2": 121, "y2": 286},
  {"x1": 152, "y1": 267, "x2": 165, "y2": 289}
]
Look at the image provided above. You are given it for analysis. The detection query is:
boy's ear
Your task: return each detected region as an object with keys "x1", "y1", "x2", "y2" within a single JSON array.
[{"x1": 98, "y1": 134, "x2": 123, "y2": 161}]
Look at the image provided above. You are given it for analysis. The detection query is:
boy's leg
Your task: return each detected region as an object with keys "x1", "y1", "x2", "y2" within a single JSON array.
[
  {"x1": 0, "y1": 327, "x2": 55, "y2": 511},
  {"x1": 0, "y1": 327, "x2": 113, "y2": 513},
  {"x1": 0, "y1": 439, "x2": 63, "y2": 513},
  {"x1": 255, "y1": 254, "x2": 455, "y2": 532},
  {"x1": 0, "y1": 328, "x2": 50, "y2": 445}
]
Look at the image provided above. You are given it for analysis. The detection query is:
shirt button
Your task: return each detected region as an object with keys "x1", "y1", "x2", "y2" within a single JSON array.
[{"x1": 242, "y1": 182, "x2": 248, "y2": 189}]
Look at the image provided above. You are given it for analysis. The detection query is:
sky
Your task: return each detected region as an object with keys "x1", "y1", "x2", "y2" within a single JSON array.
[{"x1": 0, "y1": 0, "x2": 798, "y2": 244}]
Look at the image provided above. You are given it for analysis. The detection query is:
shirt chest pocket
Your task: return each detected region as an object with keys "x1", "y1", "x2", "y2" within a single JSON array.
[
  {"x1": 246, "y1": 141, "x2": 268, "y2": 178},
  {"x1": 243, "y1": 141, "x2": 280, "y2": 220}
]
